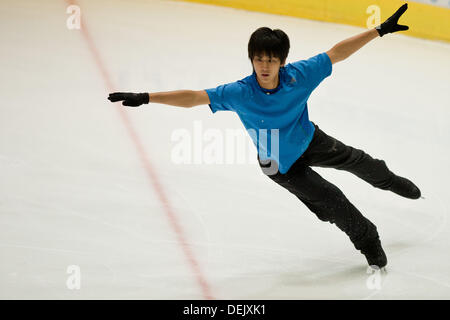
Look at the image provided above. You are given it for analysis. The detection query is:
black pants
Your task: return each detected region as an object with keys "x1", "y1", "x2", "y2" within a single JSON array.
[{"x1": 258, "y1": 122, "x2": 395, "y2": 250}]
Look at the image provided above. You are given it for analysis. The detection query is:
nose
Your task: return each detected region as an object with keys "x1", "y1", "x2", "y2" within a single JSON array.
[{"x1": 261, "y1": 62, "x2": 270, "y2": 72}]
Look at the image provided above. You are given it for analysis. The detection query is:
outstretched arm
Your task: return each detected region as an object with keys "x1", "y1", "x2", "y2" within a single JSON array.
[
  {"x1": 149, "y1": 90, "x2": 210, "y2": 108},
  {"x1": 326, "y1": 29, "x2": 378, "y2": 64},
  {"x1": 108, "y1": 90, "x2": 210, "y2": 108},
  {"x1": 326, "y1": 3, "x2": 409, "y2": 64}
]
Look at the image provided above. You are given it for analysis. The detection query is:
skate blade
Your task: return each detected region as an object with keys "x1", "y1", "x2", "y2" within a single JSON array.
[{"x1": 368, "y1": 265, "x2": 388, "y2": 273}]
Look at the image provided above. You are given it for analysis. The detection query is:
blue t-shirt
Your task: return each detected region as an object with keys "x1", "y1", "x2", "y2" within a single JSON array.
[{"x1": 205, "y1": 52, "x2": 332, "y2": 174}]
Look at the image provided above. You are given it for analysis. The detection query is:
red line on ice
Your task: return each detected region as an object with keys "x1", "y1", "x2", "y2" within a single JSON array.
[{"x1": 65, "y1": 0, "x2": 214, "y2": 299}]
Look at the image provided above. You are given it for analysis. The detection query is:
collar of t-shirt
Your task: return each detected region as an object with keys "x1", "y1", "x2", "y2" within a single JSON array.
[{"x1": 251, "y1": 68, "x2": 286, "y2": 95}]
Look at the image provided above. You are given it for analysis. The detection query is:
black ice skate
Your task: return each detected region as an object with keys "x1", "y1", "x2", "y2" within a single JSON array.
[
  {"x1": 388, "y1": 175, "x2": 421, "y2": 199},
  {"x1": 360, "y1": 239, "x2": 387, "y2": 269}
]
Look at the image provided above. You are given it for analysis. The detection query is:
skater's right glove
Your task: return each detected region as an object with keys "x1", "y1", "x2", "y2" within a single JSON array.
[
  {"x1": 375, "y1": 3, "x2": 409, "y2": 37},
  {"x1": 108, "y1": 92, "x2": 150, "y2": 107}
]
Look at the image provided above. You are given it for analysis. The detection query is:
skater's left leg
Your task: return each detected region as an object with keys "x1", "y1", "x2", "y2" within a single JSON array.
[{"x1": 302, "y1": 123, "x2": 420, "y2": 199}]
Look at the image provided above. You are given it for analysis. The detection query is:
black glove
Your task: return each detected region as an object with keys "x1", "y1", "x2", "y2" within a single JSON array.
[
  {"x1": 108, "y1": 92, "x2": 150, "y2": 107},
  {"x1": 376, "y1": 3, "x2": 409, "y2": 37}
]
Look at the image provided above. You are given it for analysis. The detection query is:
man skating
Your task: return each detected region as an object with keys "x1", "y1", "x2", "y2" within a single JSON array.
[{"x1": 108, "y1": 4, "x2": 421, "y2": 269}]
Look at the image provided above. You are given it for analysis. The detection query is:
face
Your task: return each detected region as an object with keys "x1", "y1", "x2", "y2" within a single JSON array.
[{"x1": 252, "y1": 54, "x2": 284, "y2": 89}]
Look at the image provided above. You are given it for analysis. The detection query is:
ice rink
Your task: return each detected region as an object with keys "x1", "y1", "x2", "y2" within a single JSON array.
[{"x1": 1, "y1": 0, "x2": 449, "y2": 299}]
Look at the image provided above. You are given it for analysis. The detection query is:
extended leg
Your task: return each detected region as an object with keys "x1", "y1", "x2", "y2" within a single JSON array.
[{"x1": 302, "y1": 123, "x2": 421, "y2": 199}]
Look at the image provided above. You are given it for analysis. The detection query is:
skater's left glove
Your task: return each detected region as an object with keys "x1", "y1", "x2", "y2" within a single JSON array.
[{"x1": 376, "y1": 3, "x2": 409, "y2": 37}]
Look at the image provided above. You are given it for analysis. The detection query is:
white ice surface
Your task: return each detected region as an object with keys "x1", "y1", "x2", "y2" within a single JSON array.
[{"x1": 1, "y1": 0, "x2": 449, "y2": 299}]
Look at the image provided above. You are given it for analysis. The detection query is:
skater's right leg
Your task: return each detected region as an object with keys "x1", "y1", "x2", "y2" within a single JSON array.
[{"x1": 261, "y1": 161, "x2": 387, "y2": 267}]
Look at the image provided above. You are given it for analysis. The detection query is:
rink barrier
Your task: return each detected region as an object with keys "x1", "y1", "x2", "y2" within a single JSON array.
[{"x1": 176, "y1": 0, "x2": 450, "y2": 42}]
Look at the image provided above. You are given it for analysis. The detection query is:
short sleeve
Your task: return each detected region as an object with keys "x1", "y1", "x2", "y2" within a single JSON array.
[
  {"x1": 204, "y1": 81, "x2": 244, "y2": 113},
  {"x1": 289, "y1": 52, "x2": 332, "y2": 92}
]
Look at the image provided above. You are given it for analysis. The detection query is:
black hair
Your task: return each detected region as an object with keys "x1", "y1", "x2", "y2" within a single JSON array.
[{"x1": 248, "y1": 27, "x2": 290, "y2": 65}]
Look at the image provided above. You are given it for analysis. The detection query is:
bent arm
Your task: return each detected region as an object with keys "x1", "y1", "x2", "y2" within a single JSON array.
[
  {"x1": 326, "y1": 29, "x2": 378, "y2": 64},
  {"x1": 149, "y1": 90, "x2": 210, "y2": 108}
]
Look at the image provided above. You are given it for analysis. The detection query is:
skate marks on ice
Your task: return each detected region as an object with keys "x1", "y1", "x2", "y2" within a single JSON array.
[
  {"x1": 187, "y1": 241, "x2": 379, "y2": 299},
  {"x1": 361, "y1": 193, "x2": 450, "y2": 299},
  {"x1": 382, "y1": 192, "x2": 448, "y2": 255}
]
